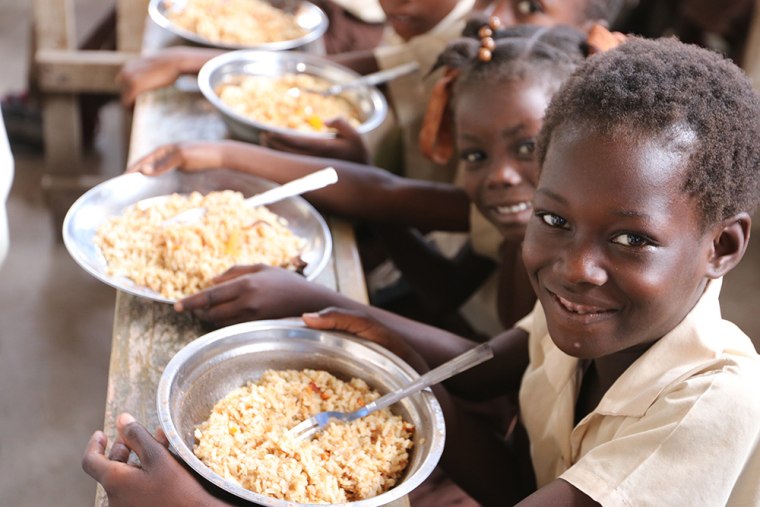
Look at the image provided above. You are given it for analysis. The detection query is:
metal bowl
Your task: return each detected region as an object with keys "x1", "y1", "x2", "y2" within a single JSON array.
[
  {"x1": 62, "y1": 170, "x2": 332, "y2": 304},
  {"x1": 148, "y1": 0, "x2": 329, "y2": 52},
  {"x1": 158, "y1": 320, "x2": 445, "y2": 507},
  {"x1": 198, "y1": 49, "x2": 389, "y2": 143}
]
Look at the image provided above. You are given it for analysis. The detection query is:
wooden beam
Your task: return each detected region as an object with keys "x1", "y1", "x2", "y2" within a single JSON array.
[
  {"x1": 32, "y1": 0, "x2": 76, "y2": 50},
  {"x1": 117, "y1": 0, "x2": 151, "y2": 52},
  {"x1": 40, "y1": 94, "x2": 82, "y2": 174},
  {"x1": 35, "y1": 49, "x2": 133, "y2": 93},
  {"x1": 330, "y1": 218, "x2": 369, "y2": 304}
]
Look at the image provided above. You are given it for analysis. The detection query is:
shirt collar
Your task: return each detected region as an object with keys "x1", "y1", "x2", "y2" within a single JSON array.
[{"x1": 596, "y1": 277, "x2": 755, "y2": 417}]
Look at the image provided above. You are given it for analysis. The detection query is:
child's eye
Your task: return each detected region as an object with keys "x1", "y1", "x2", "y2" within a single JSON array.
[
  {"x1": 537, "y1": 212, "x2": 568, "y2": 229},
  {"x1": 516, "y1": 0, "x2": 543, "y2": 15},
  {"x1": 611, "y1": 233, "x2": 653, "y2": 248},
  {"x1": 460, "y1": 149, "x2": 486, "y2": 164},
  {"x1": 516, "y1": 140, "x2": 536, "y2": 159}
]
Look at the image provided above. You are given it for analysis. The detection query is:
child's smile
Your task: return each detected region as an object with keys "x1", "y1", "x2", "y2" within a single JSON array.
[
  {"x1": 523, "y1": 124, "x2": 715, "y2": 360},
  {"x1": 457, "y1": 80, "x2": 548, "y2": 243}
]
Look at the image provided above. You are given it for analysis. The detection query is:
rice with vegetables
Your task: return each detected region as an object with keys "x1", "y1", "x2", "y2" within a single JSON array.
[
  {"x1": 194, "y1": 369, "x2": 415, "y2": 503},
  {"x1": 94, "y1": 190, "x2": 306, "y2": 299},
  {"x1": 165, "y1": 0, "x2": 306, "y2": 46},
  {"x1": 217, "y1": 73, "x2": 362, "y2": 133}
]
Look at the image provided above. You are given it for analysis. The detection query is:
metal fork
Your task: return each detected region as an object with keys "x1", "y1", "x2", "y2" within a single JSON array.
[{"x1": 288, "y1": 342, "x2": 494, "y2": 442}]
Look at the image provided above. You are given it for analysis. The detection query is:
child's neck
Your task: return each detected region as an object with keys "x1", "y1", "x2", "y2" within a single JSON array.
[{"x1": 575, "y1": 344, "x2": 655, "y2": 424}]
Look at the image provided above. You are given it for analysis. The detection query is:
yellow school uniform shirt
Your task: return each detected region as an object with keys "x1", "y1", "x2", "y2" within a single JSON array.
[
  {"x1": 373, "y1": 0, "x2": 475, "y2": 184},
  {"x1": 516, "y1": 278, "x2": 760, "y2": 506}
]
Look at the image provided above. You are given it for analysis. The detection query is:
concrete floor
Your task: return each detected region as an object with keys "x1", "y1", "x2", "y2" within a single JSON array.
[{"x1": 0, "y1": 1, "x2": 759, "y2": 506}]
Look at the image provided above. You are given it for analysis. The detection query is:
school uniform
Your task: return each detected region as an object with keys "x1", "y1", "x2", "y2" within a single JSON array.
[
  {"x1": 372, "y1": 0, "x2": 476, "y2": 183},
  {"x1": 516, "y1": 278, "x2": 760, "y2": 506}
]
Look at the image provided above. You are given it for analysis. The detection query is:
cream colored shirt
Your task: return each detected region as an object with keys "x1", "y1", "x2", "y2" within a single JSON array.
[
  {"x1": 517, "y1": 278, "x2": 760, "y2": 506},
  {"x1": 328, "y1": 0, "x2": 385, "y2": 23},
  {"x1": 373, "y1": 0, "x2": 475, "y2": 184}
]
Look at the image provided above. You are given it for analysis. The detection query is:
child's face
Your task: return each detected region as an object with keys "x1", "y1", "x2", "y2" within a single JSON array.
[
  {"x1": 522, "y1": 125, "x2": 715, "y2": 360},
  {"x1": 379, "y1": 0, "x2": 460, "y2": 40},
  {"x1": 456, "y1": 79, "x2": 549, "y2": 244},
  {"x1": 476, "y1": 0, "x2": 597, "y2": 28}
]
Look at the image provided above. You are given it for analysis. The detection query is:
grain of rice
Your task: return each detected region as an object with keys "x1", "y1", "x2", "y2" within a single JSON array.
[
  {"x1": 216, "y1": 73, "x2": 362, "y2": 133},
  {"x1": 194, "y1": 369, "x2": 415, "y2": 503},
  {"x1": 165, "y1": 0, "x2": 306, "y2": 46},
  {"x1": 94, "y1": 190, "x2": 306, "y2": 299}
]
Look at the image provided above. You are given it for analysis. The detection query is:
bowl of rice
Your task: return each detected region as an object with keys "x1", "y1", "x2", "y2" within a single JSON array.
[
  {"x1": 62, "y1": 169, "x2": 332, "y2": 303},
  {"x1": 148, "y1": 0, "x2": 329, "y2": 52},
  {"x1": 158, "y1": 319, "x2": 445, "y2": 506},
  {"x1": 198, "y1": 49, "x2": 389, "y2": 143}
]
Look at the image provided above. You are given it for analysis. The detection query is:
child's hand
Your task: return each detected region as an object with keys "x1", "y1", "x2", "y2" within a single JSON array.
[
  {"x1": 261, "y1": 118, "x2": 370, "y2": 164},
  {"x1": 117, "y1": 49, "x2": 185, "y2": 107},
  {"x1": 82, "y1": 413, "x2": 221, "y2": 507},
  {"x1": 125, "y1": 142, "x2": 223, "y2": 175},
  {"x1": 174, "y1": 264, "x2": 336, "y2": 327},
  {"x1": 117, "y1": 47, "x2": 221, "y2": 107},
  {"x1": 302, "y1": 307, "x2": 413, "y2": 360}
]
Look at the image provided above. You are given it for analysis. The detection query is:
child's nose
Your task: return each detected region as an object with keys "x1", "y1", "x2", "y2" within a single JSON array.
[
  {"x1": 556, "y1": 239, "x2": 608, "y2": 287},
  {"x1": 486, "y1": 164, "x2": 522, "y2": 188}
]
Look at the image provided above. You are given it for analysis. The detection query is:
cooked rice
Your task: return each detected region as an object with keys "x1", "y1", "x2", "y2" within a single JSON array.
[
  {"x1": 94, "y1": 190, "x2": 307, "y2": 299},
  {"x1": 216, "y1": 73, "x2": 362, "y2": 133},
  {"x1": 194, "y1": 369, "x2": 415, "y2": 503},
  {"x1": 165, "y1": 0, "x2": 306, "y2": 46}
]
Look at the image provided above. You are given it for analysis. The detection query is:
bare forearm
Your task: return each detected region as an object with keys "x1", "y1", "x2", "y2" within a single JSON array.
[
  {"x1": 168, "y1": 47, "x2": 225, "y2": 74},
  {"x1": 377, "y1": 226, "x2": 495, "y2": 313},
  {"x1": 187, "y1": 140, "x2": 469, "y2": 230}
]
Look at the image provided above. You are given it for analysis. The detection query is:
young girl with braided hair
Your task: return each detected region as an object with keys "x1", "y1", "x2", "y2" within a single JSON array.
[{"x1": 116, "y1": 20, "x2": 600, "y2": 339}]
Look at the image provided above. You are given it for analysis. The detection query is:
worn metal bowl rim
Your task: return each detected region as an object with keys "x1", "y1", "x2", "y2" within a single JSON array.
[
  {"x1": 157, "y1": 319, "x2": 446, "y2": 507},
  {"x1": 62, "y1": 171, "x2": 332, "y2": 304},
  {"x1": 148, "y1": 0, "x2": 329, "y2": 51},
  {"x1": 197, "y1": 49, "x2": 389, "y2": 140}
]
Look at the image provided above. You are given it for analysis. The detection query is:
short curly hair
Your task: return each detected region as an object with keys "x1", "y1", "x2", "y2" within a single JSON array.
[{"x1": 537, "y1": 36, "x2": 760, "y2": 226}]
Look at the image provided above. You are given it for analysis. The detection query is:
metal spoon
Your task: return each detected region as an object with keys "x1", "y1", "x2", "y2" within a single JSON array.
[
  {"x1": 306, "y1": 61, "x2": 420, "y2": 97},
  {"x1": 163, "y1": 167, "x2": 338, "y2": 226}
]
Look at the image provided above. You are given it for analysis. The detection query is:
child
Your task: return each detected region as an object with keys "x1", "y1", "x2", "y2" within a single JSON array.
[
  {"x1": 124, "y1": 22, "x2": 592, "y2": 335},
  {"x1": 84, "y1": 36, "x2": 760, "y2": 505},
  {"x1": 118, "y1": 1, "x2": 624, "y2": 168}
]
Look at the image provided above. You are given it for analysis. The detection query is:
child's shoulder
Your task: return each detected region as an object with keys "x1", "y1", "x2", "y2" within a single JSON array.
[{"x1": 670, "y1": 317, "x2": 760, "y2": 418}]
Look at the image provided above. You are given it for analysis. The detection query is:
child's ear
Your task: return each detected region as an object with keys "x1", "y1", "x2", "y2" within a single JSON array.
[{"x1": 705, "y1": 212, "x2": 751, "y2": 278}]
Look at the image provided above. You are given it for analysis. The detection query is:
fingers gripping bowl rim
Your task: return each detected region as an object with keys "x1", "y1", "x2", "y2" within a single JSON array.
[{"x1": 157, "y1": 320, "x2": 446, "y2": 506}]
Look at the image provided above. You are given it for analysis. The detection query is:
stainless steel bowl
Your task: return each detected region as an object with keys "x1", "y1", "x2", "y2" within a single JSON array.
[
  {"x1": 62, "y1": 170, "x2": 332, "y2": 304},
  {"x1": 198, "y1": 49, "x2": 389, "y2": 143},
  {"x1": 148, "y1": 0, "x2": 329, "y2": 52},
  {"x1": 157, "y1": 320, "x2": 445, "y2": 507}
]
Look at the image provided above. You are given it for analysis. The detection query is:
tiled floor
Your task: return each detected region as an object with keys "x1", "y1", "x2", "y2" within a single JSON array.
[{"x1": 0, "y1": 2, "x2": 758, "y2": 506}]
